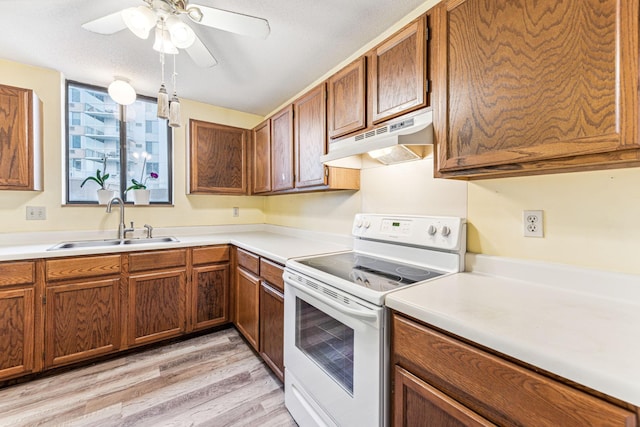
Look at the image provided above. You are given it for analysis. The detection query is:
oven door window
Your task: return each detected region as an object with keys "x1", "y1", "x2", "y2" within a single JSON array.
[{"x1": 295, "y1": 297, "x2": 354, "y2": 394}]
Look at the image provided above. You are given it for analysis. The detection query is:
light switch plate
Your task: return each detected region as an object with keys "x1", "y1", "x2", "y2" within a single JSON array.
[{"x1": 26, "y1": 206, "x2": 46, "y2": 220}]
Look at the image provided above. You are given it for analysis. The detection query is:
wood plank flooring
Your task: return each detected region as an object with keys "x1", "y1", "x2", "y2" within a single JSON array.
[{"x1": 0, "y1": 328, "x2": 297, "y2": 426}]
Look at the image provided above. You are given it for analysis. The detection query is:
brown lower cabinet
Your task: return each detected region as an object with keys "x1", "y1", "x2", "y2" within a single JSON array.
[
  {"x1": 392, "y1": 312, "x2": 637, "y2": 427},
  {"x1": 234, "y1": 248, "x2": 285, "y2": 381},
  {"x1": 44, "y1": 255, "x2": 121, "y2": 368},
  {"x1": 0, "y1": 245, "x2": 235, "y2": 384},
  {"x1": 0, "y1": 261, "x2": 37, "y2": 379}
]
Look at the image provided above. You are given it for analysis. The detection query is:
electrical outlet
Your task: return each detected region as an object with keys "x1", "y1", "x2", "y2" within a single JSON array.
[
  {"x1": 26, "y1": 206, "x2": 46, "y2": 221},
  {"x1": 232, "y1": 207, "x2": 239, "y2": 217},
  {"x1": 523, "y1": 210, "x2": 543, "y2": 237}
]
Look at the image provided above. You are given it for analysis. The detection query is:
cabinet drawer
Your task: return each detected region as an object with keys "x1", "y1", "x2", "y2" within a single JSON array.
[
  {"x1": 0, "y1": 261, "x2": 35, "y2": 287},
  {"x1": 128, "y1": 249, "x2": 187, "y2": 273},
  {"x1": 392, "y1": 314, "x2": 636, "y2": 427},
  {"x1": 192, "y1": 245, "x2": 230, "y2": 265},
  {"x1": 237, "y1": 248, "x2": 259, "y2": 275},
  {"x1": 46, "y1": 255, "x2": 120, "y2": 282},
  {"x1": 259, "y1": 258, "x2": 284, "y2": 292}
]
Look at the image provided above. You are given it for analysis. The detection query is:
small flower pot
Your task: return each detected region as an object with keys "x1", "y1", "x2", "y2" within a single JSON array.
[
  {"x1": 132, "y1": 189, "x2": 150, "y2": 205},
  {"x1": 97, "y1": 189, "x2": 115, "y2": 205}
]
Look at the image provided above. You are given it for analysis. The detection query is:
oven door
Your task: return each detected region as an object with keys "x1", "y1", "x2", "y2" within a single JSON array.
[{"x1": 284, "y1": 270, "x2": 386, "y2": 427}]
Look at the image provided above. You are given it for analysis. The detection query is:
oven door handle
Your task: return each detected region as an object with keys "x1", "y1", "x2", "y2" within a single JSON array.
[{"x1": 286, "y1": 278, "x2": 379, "y2": 321}]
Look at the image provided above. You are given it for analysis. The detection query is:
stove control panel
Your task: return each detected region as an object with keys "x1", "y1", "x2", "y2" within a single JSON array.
[{"x1": 353, "y1": 214, "x2": 466, "y2": 251}]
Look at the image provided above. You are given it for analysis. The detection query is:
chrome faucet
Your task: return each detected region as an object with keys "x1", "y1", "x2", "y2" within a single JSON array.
[{"x1": 106, "y1": 197, "x2": 135, "y2": 240}]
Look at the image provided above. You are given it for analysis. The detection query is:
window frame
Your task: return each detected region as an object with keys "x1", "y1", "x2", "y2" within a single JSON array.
[{"x1": 64, "y1": 80, "x2": 173, "y2": 205}]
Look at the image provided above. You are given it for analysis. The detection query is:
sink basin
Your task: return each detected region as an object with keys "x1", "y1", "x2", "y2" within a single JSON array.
[
  {"x1": 122, "y1": 237, "x2": 179, "y2": 245},
  {"x1": 48, "y1": 236, "x2": 179, "y2": 251}
]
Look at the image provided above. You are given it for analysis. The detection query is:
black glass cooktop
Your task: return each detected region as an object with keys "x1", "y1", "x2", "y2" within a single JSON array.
[{"x1": 296, "y1": 252, "x2": 444, "y2": 292}]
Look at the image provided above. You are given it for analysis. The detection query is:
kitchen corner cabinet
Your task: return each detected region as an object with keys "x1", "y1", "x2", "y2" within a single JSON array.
[
  {"x1": 126, "y1": 249, "x2": 187, "y2": 347},
  {"x1": 370, "y1": 16, "x2": 428, "y2": 125},
  {"x1": 327, "y1": 57, "x2": 367, "y2": 139},
  {"x1": 271, "y1": 105, "x2": 295, "y2": 192},
  {"x1": 392, "y1": 312, "x2": 637, "y2": 427},
  {"x1": 0, "y1": 261, "x2": 38, "y2": 380},
  {"x1": 191, "y1": 246, "x2": 230, "y2": 332},
  {"x1": 188, "y1": 119, "x2": 248, "y2": 194},
  {"x1": 0, "y1": 84, "x2": 42, "y2": 191},
  {"x1": 434, "y1": 0, "x2": 640, "y2": 179},
  {"x1": 251, "y1": 119, "x2": 272, "y2": 194},
  {"x1": 44, "y1": 256, "x2": 121, "y2": 368}
]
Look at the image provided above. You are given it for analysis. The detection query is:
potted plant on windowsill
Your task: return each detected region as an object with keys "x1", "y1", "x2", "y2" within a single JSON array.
[
  {"x1": 125, "y1": 172, "x2": 158, "y2": 205},
  {"x1": 80, "y1": 163, "x2": 113, "y2": 205}
]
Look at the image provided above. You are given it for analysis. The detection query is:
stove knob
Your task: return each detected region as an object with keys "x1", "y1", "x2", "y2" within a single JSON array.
[
  {"x1": 356, "y1": 219, "x2": 363, "y2": 228},
  {"x1": 441, "y1": 226, "x2": 451, "y2": 237},
  {"x1": 427, "y1": 225, "x2": 437, "y2": 236},
  {"x1": 364, "y1": 220, "x2": 371, "y2": 229}
]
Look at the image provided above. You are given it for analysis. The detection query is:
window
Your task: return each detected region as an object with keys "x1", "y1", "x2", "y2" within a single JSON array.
[{"x1": 65, "y1": 81, "x2": 172, "y2": 204}]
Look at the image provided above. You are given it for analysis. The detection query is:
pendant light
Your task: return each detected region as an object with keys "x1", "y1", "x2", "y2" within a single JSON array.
[
  {"x1": 169, "y1": 54, "x2": 181, "y2": 128},
  {"x1": 156, "y1": 18, "x2": 170, "y2": 119}
]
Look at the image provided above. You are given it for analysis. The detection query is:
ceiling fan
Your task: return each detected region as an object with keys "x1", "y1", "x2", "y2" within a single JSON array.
[{"x1": 82, "y1": 0, "x2": 271, "y2": 68}]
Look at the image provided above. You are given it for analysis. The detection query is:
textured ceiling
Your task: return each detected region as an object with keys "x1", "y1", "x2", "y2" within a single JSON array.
[{"x1": 0, "y1": 0, "x2": 428, "y2": 116}]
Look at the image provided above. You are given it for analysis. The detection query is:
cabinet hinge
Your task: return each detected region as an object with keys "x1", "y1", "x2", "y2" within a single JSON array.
[
  {"x1": 42, "y1": 295, "x2": 46, "y2": 304},
  {"x1": 425, "y1": 26, "x2": 429, "y2": 41},
  {"x1": 425, "y1": 80, "x2": 430, "y2": 92},
  {"x1": 324, "y1": 167, "x2": 329, "y2": 177}
]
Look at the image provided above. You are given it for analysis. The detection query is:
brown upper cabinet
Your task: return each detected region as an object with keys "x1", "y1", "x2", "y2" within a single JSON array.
[
  {"x1": 271, "y1": 105, "x2": 295, "y2": 192},
  {"x1": 188, "y1": 119, "x2": 248, "y2": 194},
  {"x1": 370, "y1": 17, "x2": 428, "y2": 125},
  {"x1": 252, "y1": 119, "x2": 272, "y2": 194},
  {"x1": 433, "y1": 0, "x2": 640, "y2": 179},
  {"x1": 295, "y1": 84, "x2": 327, "y2": 188},
  {"x1": 327, "y1": 57, "x2": 367, "y2": 139},
  {"x1": 0, "y1": 84, "x2": 42, "y2": 191}
]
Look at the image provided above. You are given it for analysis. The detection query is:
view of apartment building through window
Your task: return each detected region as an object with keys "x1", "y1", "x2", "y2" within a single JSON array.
[{"x1": 66, "y1": 81, "x2": 172, "y2": 204}]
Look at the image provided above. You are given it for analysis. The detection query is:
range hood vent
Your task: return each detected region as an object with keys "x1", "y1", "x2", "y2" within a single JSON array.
[{"x1": 320, "y1": 111, "x2": 433, "y2": 168}]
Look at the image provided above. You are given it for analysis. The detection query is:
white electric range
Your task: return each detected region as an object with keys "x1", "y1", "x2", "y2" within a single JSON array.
[{"x1": 283, "y1": 213, "x2": 466, "y2": 427}]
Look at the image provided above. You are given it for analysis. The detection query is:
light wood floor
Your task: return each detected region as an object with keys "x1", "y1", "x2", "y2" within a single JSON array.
[{"x1": 0, "y1": 328, "x2": 297, "y2": 426}]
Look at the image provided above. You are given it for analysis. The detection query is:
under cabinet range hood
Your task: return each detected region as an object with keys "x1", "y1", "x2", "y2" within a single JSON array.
[{"x1": 321, "y1": 111, "x2": 433, "y2": 168}]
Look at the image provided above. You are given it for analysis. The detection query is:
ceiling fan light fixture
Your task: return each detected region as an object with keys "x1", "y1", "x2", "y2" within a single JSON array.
[
  {"x1": 122, "y1": 6, "x2": 156, "y2": 39},
  {"x1": 153, "y1": 26, "x2": 179, "y2": 54},
  {"x1": 166, "y1": 16, "x2": 196, "y2": 48},
  {"x1": 186, "y1": 6, "x2": 203, "y2": 23},
  {"x1": 108, "y1": 79, "x2": 137, "y2": 105}
]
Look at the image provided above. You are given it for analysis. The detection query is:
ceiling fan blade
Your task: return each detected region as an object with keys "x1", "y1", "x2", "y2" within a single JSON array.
[
  {"x1": 191, "y1": 5, "x2": 270, "y2": 39},
  {"x1": 185, "y1": 35, "x2": 218, "y2": 68},
  {"x1": 81, "y1": 11, "x2": 127, "y2": 35}
]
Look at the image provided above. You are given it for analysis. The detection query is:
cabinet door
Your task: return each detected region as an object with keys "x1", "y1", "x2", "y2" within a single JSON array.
[
  {"x1": 394, "y1": 365, "x2": 495, "y2": 427},
  {"x1": 188, "y1": 119, "x2": 247, "y2": 194},
  {"x1": 45, "y1": 279, "x2": 119, "y2": 368},
  {"x1": 295, "y1": 84, "x2": 327, "y2": 188},
  {"x1": 192, "y1": 263, "x2": 229, "y2": 331},
  {"x1": 0, "y1": 84, "x2": 41, "y2": 191},
  {"x1": 0, "y1": 288, "x2": 35, "y2": 379},
  {"x1": 259, "y1": 282, "x2": 284, "y2": 382},
  {"x1": 271, "y1": 105, "x2": 295, "y2": 192},
  {"x1": 435, "y1": 0, "x2": 640, "y2": 178},
  {"x1": 127, "y1": 269, "x2": 186, "y2": 347},
  {"x1": 327, "y1": 57, "x2": 366, "y2": 139},
  {"x1": 371, "y1": 17, "x2": 427, "y2": 124},
  {"x1": 252, "y1": 119, "x2": 272, "y2": 194},
  {"x1": 235, "y1": 266, "x2": 260, "y2": 351}
]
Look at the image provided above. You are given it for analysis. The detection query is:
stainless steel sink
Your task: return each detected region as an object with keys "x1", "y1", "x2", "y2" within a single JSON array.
[
  {"x1": 48, "y1": 236, "x2": 179, "y2": 251},
  {"x1": 121, "y1": 237, "x2": 179, "y2": 245}
]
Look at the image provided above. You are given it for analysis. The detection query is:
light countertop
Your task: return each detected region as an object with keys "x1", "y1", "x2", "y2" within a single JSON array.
[
  {"x1": 0, "y1": 224, "x2": 352, "y2": 265},
  {"x1": 385, "y1": 253, "x2": 640, "y2": 407}
]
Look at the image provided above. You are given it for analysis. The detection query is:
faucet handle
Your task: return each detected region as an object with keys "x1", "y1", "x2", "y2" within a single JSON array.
[{"x1": 144, "y1": 224, "x2": 154, "y2": 238}]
